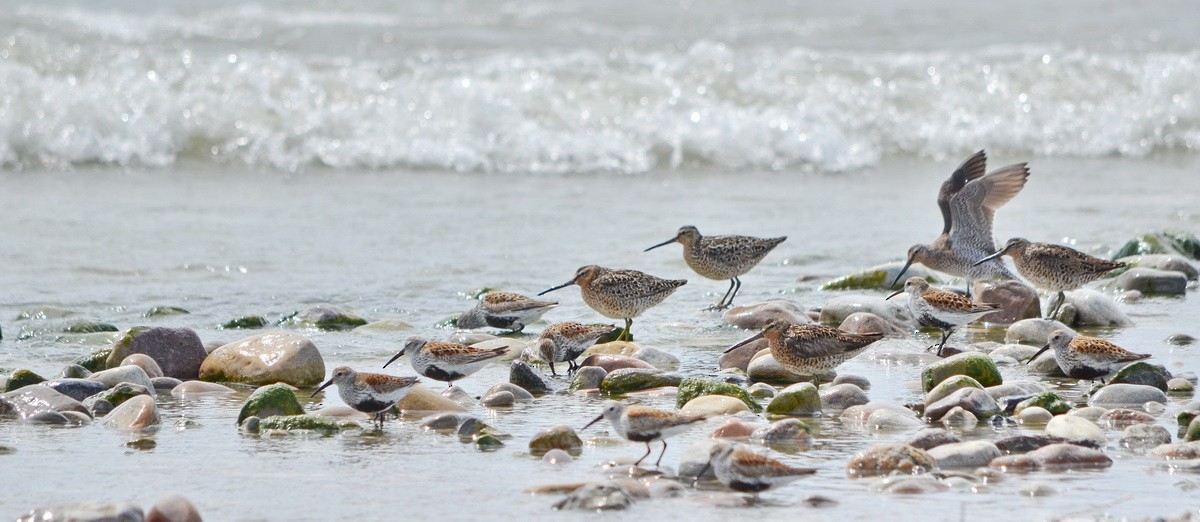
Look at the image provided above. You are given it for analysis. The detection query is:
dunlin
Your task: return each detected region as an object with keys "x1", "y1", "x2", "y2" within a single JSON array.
[
  {"x1": 538, "y1": 321, "x2": 618, "y2": 376},
  {"x1": 456, "y1": 291, "x2": 558, "y2": 332},
  {"x1": 384, "y1": 337, "x2": 508, "y2": 387},
  {"x1": 697, "y1": 443, "x2": 816, "y2": 494},
  {"x1": 725, "y1": 319, "x2": 882, "y2": 381},
  {"x1": 974, "y1": 237, "x2": 1126, "y2": 318},
  {"x1": 644, "y1": 225, "x2": 786, "y2": 310},
  {"x1": 538, "y1": 265, "x2": 686, "y2": 342},
  {"x1": 581, "y1": 400, "x2": 705, "y2": 467},
  {"x1": 887, "y1": 276, "x2": 998, "y2": 356},
  {"x1": 1028, "y1": 329, "x2": 1150, "y2": 382},
  {"x1": 312, "y1": 366, "x2": 420, "y2": 429},
  {"x1": 891, "y1": 150, "x2": 1030, "y2": 296}
]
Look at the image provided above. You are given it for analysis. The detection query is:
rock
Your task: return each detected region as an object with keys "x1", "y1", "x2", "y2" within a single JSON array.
[
  {"x1": 1089, "y1": 383, "x2": 1169, "y2": 408},
  {"x1": 680, "y1": 394, "x2": 749, "y2": 416},
  {"x1": 820, "y1": 383, "x2": 869, "y2": 411},
  {"x1": 101, "y1": 395, "x2": 160, "y2": 431},
  {"x1": 569, "y1": 367, "x2": 607, "y2": 392},
  {"x1": 258, "y1": 414, "x2": 344, "y2": 433},
  {"x1": 710, "y1": 419, "x2": 760, "y2": 439},
  {"x1": 281, "y1": 303, "x2": 367, "y2": 330},
  {"x1": 151, "y1": 377, "x2": 182, "y2": 392},
  {"x1": 629, "y1": 346, "x2": 680, "y2": 371},
  {"x1": 1097, "y1": 408, "x2": 1156, "y2": 428},
  {"x1": 1017, "y1": 407, "x2": 1053, "y2": 425},
  {"x1": 721, "y1": 300, "x2": 813, "y2": 328},
  {"x1": 57, "y1": 365, "x2": 92, "y2": 379},
  {"x1": 1004, "y1": 319, "x2": 1076, "y2": 345},
  {"x1": 419, "y1": 413, "x2": 478, "y2": 431},
  {"x1": 975, "y1": 280, "x2": 1041, "y2": 325},
  {"x1": 1013, "y1": 393, "x2": 1073, "y2": 416},
  {"x1": 988, "y1": 454, "x2": 1041, "y2": 472},
  {"x1": 675, "y1": 378, "x2": 761, "y2": 413},
  {"x1": 1045, "y1": 416, "x2": 1107, "y2": 446},
  {"x1": 1118, "y1": 254, "x2": 1199, "y2": 280},
  {"x1": 200, "y1": 332, "x2": 326, "y2": 387},
  {"x1": 1187, "y1": 418, "x2": 1200, "y2": 442},
  {"x1": 599, "y1": 368, "x2": 682, "y2": 394},
  {"x1": 928, "y1": 440, "x2": 1001, "y2": 469},
  {"x1": 107, "y1": 326, "x2": 208, "y2": 380},
  {"x1": 221, "y1": 315, "x2": 269, "y2": 330},
  {"x1": 988, "y1": 344, "x2": 1041, "y2": 365},
  {"x1": 170, "y1": 381, "x2": 236, "y2": 398},
  {"x1": 481, "y1": 391, "x2": 514, "y2": 407},
  {"x1": 1058, "y1": 290, "x2": 1133, "y2": 327},
  {"x1": 1121, "y1": 423, "x2": 1173, "y2": 450},
  {"x1": 146, "y1": 494, "x2": 202, "y2": 522},
  {"x1": 678, "y1": 440, "x2": 731, "y2": 481},
  {"x1": 509, "y1": 360, "x2": 561, "y2": 395},
  {"x1": 994, "y1": 435, "x2": 1072, "y2": 454},
  {"x1": 311, "y1": 406, "x2": 370, "y2": 419},
  {"x1": 1166, "y1": 333, "x2": 1196, "y2": 346},
  {"x1": 73, "y1": 348, "x2": 114, "y2": 372},
  {"x1": 1113, "y1": 230, "x2": 1200, "y2": 260},
  {"x1": 925, "y1": 375, "x2": 984, "y2": 407},
  {"x1": 26, "y1": 411, "x2": 71, "y2": 425},
  {"x1": 832, "y1": 374, "x2": 871, "y2": 389},
  {"x1": 448, "y1": 331, "x2": 499, "y2": 345},
  {"x1": 1116, "y1": 267, "x2": 1187, "y2": 295},
  {"x1": 986, "y1": 380, "x2": 1050, "y2": 402},
  {"x1": 938, "y1": 406, "x2": 979, "y2": 429},
  {"x1": 838, "y1": 312, "x2": 906, "y2": 337},
  {"x1": 88, "y1": 398, "x2": 114, "y2": 417},
  {"x1": 748, "y1": 382, "x2": 777, "y2": 399},
  {"x1": 86, "y1": 382, "x2": 152, "y2": 408},
  {"x1": 717, "y1": 338, "x2": 763, "y2": 371},
  {"x1": 818, "y1": 295, "x2": 916, "y2": 329},
  {"x1": 4, "y1": 369, "x2": 46, "y2": 392},
  {"x1": 1168, "y1": 378, "x2": 1194, "y2": 393},
  {"x1": 841, "y1": 401, "x2": 917, "y2": 425},
  {"x1": 925, "y1": 387, "x2": 1000, "y2": 421},
  {"x1": 237, "y1": 383, "x2": 304, "y2": 425},
  {"x1": 1179, "y1": 402, "x2": 1200, "y2": 426},
  {"x1": 1026, "y1": 443, "x2": 1112, "y2": 469},
  {"x1": 1109, "y1": 362, "x2": 1171, "y2": 391},
  {"x1": 552, "y1": 481, "x2": 636, "y2": 511},
  {"x1": 529, "y1": 425, "x2": 583, "y2": 456},
  {"x1": 356, "y1": 319, "x2": 414, "y2": 332},
  {"x1": 0, "y1": 385, "x2": 90, "y2": 420},
  {"x1": 120, "y1": 354, "x2": 164, "y2": 379},
  {"x1": 867, "y1": 408, "x2": 924, "y2": 431},
  {"x1": 752, "y1": 418, "x2": 814, "y2": 446},
  {"x1": 1150, "y1": 441, "x2": 1200, "y2": 459},
  {"x1": 766, "y1": 382, "x2": 821, "y2": 415},
  {"x1": 89, "y1": 365, "x2": 155, "y2": 392},
  {"x1": 60, "y1": 320, "x2": 120, "y2": 334},
  {"x1": 484, "y1": 383, "x2": 534, "y2": 403},
  {"x1": 747, "y1": 352, "x2": 818, "y2": 384},
  {"x1": 846, "y1": 443, "x2": 938, "y2": 478},
  {"x1": 580, "y1": 354, "x2": 654, "y2": 372},
  {"x1": 921, "y1": 352, "x2": 1002, "y2": 392},
  {"x1": 396, "y1": 386, "x2": 468, "y2": 413},
  {"x1": 1067, "y1": 406, "x2": 1109, "y2": 422},
  {"x1": 16, "y1": 502, "x2": 144, "y2": 522},
  {"x1": 820, "y1": 262, "x2": 941, "y2": 291},
  {"x1": 1026, "y1": 348, "x2": 1069, "y2": 377},
  {"x1": 906, "y1": 428, "x2": 961, "y2": 450},
  {"x1": 43, "y1": 379, "x2": 108, "y2": 402},
  {"x1": 541, "y1": 448, "x2": 574, "y2": 465}
]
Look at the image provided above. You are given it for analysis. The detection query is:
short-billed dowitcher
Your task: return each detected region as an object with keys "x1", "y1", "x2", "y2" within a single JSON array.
[
  {"x1": 383, "y1": 337, "x2": 508, "y2": 387},
  {"x1": 581, "y1": 399, "x2": 705, "y2": 467},
  {"x1": 456, "y1": 291, "x2": 558, "y2": 332},
  {"x1": 538, "y1": 265, "x2": 686, "y2": 342},
  {"x1": 538, "y1": 321, "x2": 618, "y2": 376},
  {"x1": 1028, "y1": 329, "x2": 1150, "y2": 382},
  {"x1": 891, "y1": 150, "x2": 1030, "y2": 296},
  {"x1": 697, "y1": 443, "x2": 816, "y2": 494},
  {"x1": 974, "y1": 238, "x2": 1126, "y2": 318},
  {"x1": 644, "y1": 225, "x2": 786, "y2": 310},
  {"x1": 725, "y1": 319, "x2": 882, "y2": 381},
  {"x1": 312, "y1": 366, "x2": 420, "y2": 429},
  {"x1": 887, "y1": 276, "x2": 998, "y2": 356}
]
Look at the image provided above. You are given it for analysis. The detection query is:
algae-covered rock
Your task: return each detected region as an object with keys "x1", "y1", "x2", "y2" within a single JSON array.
[
  {"x1": 280, "y1": 304, "x2": 367, "y2": 331},
  {"x1": 924, "y1": 375, "x2": 984, "y2": 407},
  {"x1": 1113, "y1": 230, "x2": 1200, "y2": 261},
  {"x1": 61, "y1": 320, "x2": 119, "y2": 334},
  {"x1": 1014, "y1": 393, "x2": 1073, "y2": 416},
  {"x1": 145, "y1": 306, "x2": 189, "y2": 317},
  {"x1": 3, "y1": 369, "x2": 46, "y2": 392},
  {"x1": 1186, "y1": 418, "x2": 1200, "y2": 442},
  {"x1": 766, "y1": 382, "x2": 821, "y2": 415},
  {"x1": 86, "y1": 382, "x2": 152, "y2": 408},
  {"x1": 73, "y1": 348, "x2": 113, "y2": 372},
  {"x1": 599, "y1": 368, "x2": 682, "y2": 395},
  {"x1": 821, "y1": 262, "x2": 941, "y2": 291},
  {"x1": 509, "y1": 360, "x2": 561, "y2": 395},
  {"x1": 200, "y1": 332, "x2": 326, "y2": 387},
  {"x1": 921, "y1": 352, "x2": 1002, "y2": 392},
  {"x1": 1109, "y1": 361, "x2": 1172, "y2": 391},
  {"x1": 221, "y1": 315, "x2": 269, "y2": 330},
  {"x1": 675, "y1": 378, "x2": 762, "y2": 413},
  {"x1": 530, "y1": 425, "x2": 583, "y2": 456},
  {"x1": 237, "y1": 384, "x2": 304, "y2": 425},
  {"x1": 258, "y1": 414, "x2": 343, "y2": 433}
]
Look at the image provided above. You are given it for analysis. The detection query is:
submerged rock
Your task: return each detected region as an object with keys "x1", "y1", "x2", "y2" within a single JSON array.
[
  {"x1": 44, "y1": 379, "x2": 108, "y2": 402},
  {"x1": 552, "y1": 481, "x2": 636, "y2": 511},
  {"x1": 146, "y1": 494, "x2": 203, "y2": 522},
  {"x1": 237, "y1": 383, "x2": 304, "y2": 425},
  {"x1": 1120, "y1": 423, "x2": 1172, "y2": 451},
  {"x1": 675, "y1": 378, "x2": 761, "y2": 413},
  {"x1": 1116, "y1": 267, "x2": 1187, "y2": 295},
  {"x1": 906, "y1": 428, "x2": 961, "y2": 451},
  {"x1": 921, "y1": 352, "x2": 1002, "y2": 392},
  {"x1": 530, "y1": 425, "x2": 583, "y2": 457},
  {"x1": 200, "y1": 332, "x2": 326, "y2": 387},
  {"x1": 107, "y1": 326, "x2": 208, "y2": 380},
  {"x1": 1025, "y1": 443, "x2": 1112, "y2": 469},
  {"x1": 281, "y1": 304, "x2": 368, "y2": 330},
  {"x1": 599, "y1": 368, "x2": 682, "y2": 394},
  {"x1": 710, "y1": 419, "x2": 760, "y2": 440},
  {"x1": 101, "y1": 395, "x2": 160, "y2": 431},
  {"x1": 846, "y1": 443, "x2": 938, "y2": 478},
  {"x1": 170, "y1": 381, "x2": 236, "y2": 398},
  {"x1": 0, "y1": 386, "x2": 89, "y2": 420},
  {"x1": 838, "y1": 312, "x2": 907, "y2": 337},
  {"x1": 1109, "y1": 362, "x2": 1171, "y2": 391},
  {"x1": 1112, "y1": 230, "x2": 1200, "y2": 260},
  {"x1": 221, "y1": 315, "x2": 270, "y2": 330},
  {"x1": 818, "y1": 295, "x2": 916, "y2": 329},
  {"x1": 258, "y1": 414, "x2": 343, "y2": 433},
  {"x1": 751, "y1": 418, "x2": 814, "y2": 447},
  {"x1": 928, "y1": 440, "x2": 1001, "y2": 469}
]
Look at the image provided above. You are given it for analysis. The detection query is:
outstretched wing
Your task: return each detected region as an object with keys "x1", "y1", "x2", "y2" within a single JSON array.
[
  {"x1": 948, "y1": 162, "x2": 1030, "y2": 257},
  {"x1": 938, "y1": 150, "x2": 988, "y2": 235}
]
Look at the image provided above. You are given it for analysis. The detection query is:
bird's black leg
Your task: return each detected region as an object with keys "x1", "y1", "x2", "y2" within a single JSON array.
[
  {"x1": 655, "y1": 440, "x2": 668, "y2": 467},
  {"x1": 934, "y1": 329, "x2": 952, "y2": 357},
  {"x1": 1046, "y1": 292, "x2": 1065, "y2": 319},
  {"x1": 634, "y1": 442, "x2": 652, "y2": 467},
  {"x1": 727, "y1": 277, "x2": 742, "y2": 308},
  {"x1": 707, "y1": 279, "x2": 737, "y2": 311}
]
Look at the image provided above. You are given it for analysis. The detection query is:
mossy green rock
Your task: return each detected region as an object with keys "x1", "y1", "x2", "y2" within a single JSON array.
[
  {"x1": 280, "y1": 304, "x2": 367, "y2": 331},
  {"x1": 475, "y1": 434, "x2": 505, "y2": 450},
  {"x1": 92, "y1": 383, "x2": 152, "y2": 408},
  {"x1": 924, "y1": 375, "x2": 984, "y2": 407},
  {"x1": 1109, "y1": 362, "x2": 1171, "y2": 391},
  {"x1": 1187, "y1": 418, "x2": 1200, "y2": 442},
  {"x1": 1014, "y1": 392, "x2": 1073, "y2": 415},
  {"x1": 1113, "y1": 230, "x2": 1200, "y2": 261},
  {"x1": 221, "y1": 316, "x2": 269, "y2": 330},
  {"x1": 258, "y1": 414, "x2": 342, "y2": 434},
  {"x1": 766, "y1": 382, "x2": 821, "y2": 415},
  {"x1": 73, "y1": 348, "x2": 113, "y2": 372},
  {"x1": 145, "y1": 306, "x2": 189, "y2": 317},
  {"x1": 529, "y1": 425, "x2": 583, "y2": 456},
  {"x1": 921, "y1": 352, "x2": 1002, "y2": 392},
  {"x1": 675, "y1": 378, "x2": 762, "y2": 413},
  {"x1": 4, "y1": 369, "x2": 47, "y2": 392},
  {"x1": 62, "y1": 320, "x2": 119, "y2": 334},
  {"x1": 1178, "y1": 403, "x2": 1200, "y2": 427},
  {"x1": 599, "y1": 368, "x2": 681, "y2": 395},
  {"x1": 820, "y1": 263, "x2": 941, "y2": 291},
  {"x1": 237, "y1": 384, "x2": 304, "y2": 425}
]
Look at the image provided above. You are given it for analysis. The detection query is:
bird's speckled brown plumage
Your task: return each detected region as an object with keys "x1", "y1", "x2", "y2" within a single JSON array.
[
  {"x1": 538, "y1": 321, "x2": 618, "y2": 375},
  {"x1": 540, "y1": 265, "x2": 686, "y2": 341},
  {"x1": 456, "y1": 291, "x2": 558, "y2": 331},
  {"x1": 727, "y1": 319, "x2": 881, "y2": 380},
  {"x1": 976, "y1": 237, "x2": 1126, "y2": 318},
  {"x1": 889, "y1": 277, "x2": 998, "y2": 356},
  {"x1": 1030, "y1": 330, "x2": 1150, "y2": 381},
  {"x1": 700, "y1": 444, "x2": 816, "y2": 493},
  {"x1": 645, "y1": 226, "x2": 785, "y2": 309},
  {"x1": 581, "y1": 400, "x2": 705, "y2": 467},
  {"x1": 384, "y1": 337, "x2": 507, "y2": 386}
]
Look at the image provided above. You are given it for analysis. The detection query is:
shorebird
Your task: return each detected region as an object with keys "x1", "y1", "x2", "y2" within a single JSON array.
[
  {"x1": 538, "y1": 265, "x2": 686, "y2": 342},
  {"x1": 384, "y1": 337, "x2": 508, "y2": 387},
  {"x1": 581, "y1": 400, "x2": 705, "y2": 467},
  {"x1": 725, "y1": 319, "x2": 882, "y2": 381},
  {"x1": 890, "y1": 150, "x2": 1030, "y2": 296},
  {"x1": 538, "y1": 322, "x2": 618, "y2": 376},
  {"x1": 974, "y1": 238, "x2": 1126, "y2": 318},
  {"x1": 696, "y1": 443, "x2": 816, "y2": 494},
  {"x1": 312, "y1": 366, "x2": 420, "y2": 429},
  {"x1": 887, "y1": 276, "x2": 998, "y2": 356},
  {"x1": 456, "y1": 291, "x2": 558, "y2": 332},
  {"x1": 1028, "y1": 330, "x2": 1150, "y2": 382},
  {"x1": 644, "y1": 226, "x2": 786, "y2": 310}
]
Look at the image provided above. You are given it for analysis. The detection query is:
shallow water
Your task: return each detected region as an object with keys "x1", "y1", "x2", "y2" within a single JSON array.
[{"x1": 2, "y1": 156, "x2": 1199, "y2": 520}]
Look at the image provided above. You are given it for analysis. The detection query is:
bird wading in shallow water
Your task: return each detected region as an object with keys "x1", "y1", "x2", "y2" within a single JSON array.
[
  {"x1": 384, "y1": 337, "x2": 508, "y2": 387},
  {"x1": 312, "y1": 366, "x2": 420, "y2": 429},
  {"x1": 538, "y1": 265, "x2": 686, "y2": 342},
  {"x1": 644, "y1": 225, "x2": 785, "y2": 310},
  {"x1": 891, "y1": 150, "x2": 1030, "y2": 297},
  {"x1": 726, "y1": 319, "x2": 882, "y2": 383},
  {"x1": 888, "y1": 276, "x2": 998, "y2": 356},
  {"x1": 455, "y1": 291, "x2": 558, "y2": 332},
  {"x1": 537, "y1": 321, "x2": 618, "y2": 376},
  {"x1": 696, "y1": 443, "x2": 816, "y2": 495},
  {"x1": 974, "y1": 237, "x2": 1126, "y2": 319},
  {"x1": 581, "y1": 400, "x2": 705, "y2": 467},
  {"x1": 1027, "y1": 329, "x2": 1150, "y2": 383}
]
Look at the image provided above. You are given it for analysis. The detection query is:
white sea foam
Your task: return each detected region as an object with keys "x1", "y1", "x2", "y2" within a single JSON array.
[{"x1": 1, "y1": 4, "x2": 1198, "y2": 173}]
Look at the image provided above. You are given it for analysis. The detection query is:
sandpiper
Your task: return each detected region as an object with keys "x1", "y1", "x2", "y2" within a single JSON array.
[
  {"x1": 581, "y1": 400, "x2": 705, "y2": 467},
  {"x1": 538, "y1": 321, "x2": 618, "y2": 376},
  {"x1": 887, "y1": 276, "x2": 998, "y2": 356},
  {"x1": 312, "y1": 366, "x2": 420, "y2": 429},
  {"x1": 974, "y1": 237, "x2": 1126, "y2": 318},
  {"x1": 697, "y1": 443, "x2": 816, "y2": 494},
  {"x1": 725, "y1": 319, "x2": 882, "y2": 380},
  {"x1": 1028, "y1": 329, "x2": 1150, "y2": 382},
  {"x1": 644, "y1": 225, "x2": 786, "y2": 310},
  {"x1": 456, "y1": 291, "x2": 558, "y2": 332},
  {"x1": 383, "y1": 337, "x2": 508, "y2": 387},
  {"x1": 891, "y1": 150, "x2": 1030, "y2": 296},
  {"x1": 538, "y1": 265, "x2": 686, "y2": 342}
]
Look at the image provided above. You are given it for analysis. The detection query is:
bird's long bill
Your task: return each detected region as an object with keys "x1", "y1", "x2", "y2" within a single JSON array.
[
  {"x1": 311, "y1": 378, "x2": 334, "y2": 397},
  {"x1": 885, "y1": 289, "x2": 904, "y2": 300},
  {"x1": 693, "y1": 461, "x2": 712, "y2": 487},
  {"x1": 724, "y1": 330, "x2": 765, "y2": 353},
  {"x1": 643, "y1": 237, "x2": 677, "y2": 252},
  {"x1": 889, "y1": 257, "x2": 915, "y2": 287},
  {"x1": 580, "y1": 413, "x2": 605, "y2": 432},
  {"x1": 538, "y1": 279, "x2": 575, "y2": 296},
  {"x1": 1027, "y1": 344, "x2": 1051, "y2": 365},
  {"x1": 972, "y1": 250, "x2": 1005, "y2": 267},
  {"x1": 382, "y1": 348, "x2": 405, "y2": 369}
]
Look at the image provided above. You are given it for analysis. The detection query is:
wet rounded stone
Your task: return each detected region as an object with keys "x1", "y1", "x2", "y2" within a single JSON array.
[
  {"x1": 484, "y1": 383, "x2": 534, "y2": 403},
  {"x1": 925, "y1": 388, "x2": 1000, "y2": 421},
  {"x1": 747, "y1": 382, "x2": 776, "y2": 399},
  {"x1": 1149, "y1": 441, "x2": 1200, "y2": 459},
  {"x1": 57, "y1": 365, "x2": 92, "y2": 380},
  {"x1": 867, "y1": 408, "x2": 924, "y2": 432},
  {"x1": 1097, "y1": 408, "x2": 1156, "y2": 428},
  {"x1": 846, "y1": 443, "x2": 938, "y2": 478},
  {"x1": 681, "y1": 394, "x2": 749, "y2": 416},
  {"x1": 721, "y1": 300, "x2": 813, "y2": 329},
  {"x1": 1109, "y1": 362, "x2": 1172, "y2": 391},
  {"x1": 752, "y1": 418, "x2": 814, "y2": 447},
  {"x1": 146, "y1": 494, "x2": 202, "y2": 522},
  {"x1": 1017, "y1": 407, "x2": 1053, "y2": 425},
  {"x1": 16, "y1": 502, "x2": 144, "y2": 522},
  {"x1": 906, "y1": 428, "x2": 962, "y2": 450},
  {"x1": 120, "y1": 353, "x2": 165, "y2": 379},
  {"x1": 170, "y1": 381, "x2": 236, "y2": 398},
  {"x1": 237, "y1": 383, "x2": 303, "y2": 425},
  {"x1": 1058, "y1": 289, "x2": 1133, "y2": 327},
  {"x1": 1186, "y1": 418, "x2": 1200, "y2": 442},
  {"x1": 397, "y1": 386, "x2": 468, "y2": 413},
  {"x1": 509, "y1": 360, "x2": 561, "y2": 395},
  {"x1": 1026, "y1": 443, "x2": 1112, "y2": 469},
  {"x1": 921, "y1": 352, "x2": 1002, "y2": 393},
  {"x1": 0, "y1": 386, "x2": 90, "y2": 420},
  {"x1": 419, "y1": 413, "x2": 479, "y2": 431},
  {"x1": 552, "y1": 481, "x2": 636, "y2": 511},
  {"x1": 925, "y1": 375, "x2": 985, "y2": 407},
  {"x1": 85, "y1": 382, "x2": 152, "y2": 409},
  {"x1": 1013, "y1": 392, "x2": 1073, "y2": 416},
  {"x1": 630, "y1": 346, "x2": 680, "y2": 371},
  {"x1": 1168, "y1": 378, "x2": 1194, "y2": 393},
  {"x1": 710, "y1": 418, "x2": 759, "y2": 440},
  {"x1": 675, "y1": 378, "x2": 761, "y2": 412},
  {"x1": 200, "y1": 332, "x2": 326, "y2": 387},
  {"x1": 1116, "y1": 267, "x2": 1188, "y2": 295},
  {"x1": 600, "y1": 368, "x2": 682, "y2": 394},
  {"x1": 282, "y1": 303, "x2": 368, "y2": 330},
  {"x1": 679, "y1": 440, "x2": 731, "y2": 481},
  {"x1": 1118, "y1": 254, "x2": 1199, "y2": 279},
  {"x1": 1004, "y1": 319, "x2": 1076, "y2": 345},
  {"x1": 1020, "y1": 482, "x2": 1057, "y2": 496},
  {"x1": 878, "y1": 476, "x2": 950, "y2": 495},
  {"x1": 1089, "y1": 384, "x2": 1169, "y2": 408},
  {"x1": 580, "y1": 354, "x2": 654, "y2": 372},
  {"x1": 717, "y1": 338, "x2": 764, "y2": 371},
  {"x1": 927, "y1": 440, "x2": 1001, "y2": 469},
  {"x1": 101, "y1": 395, "x2": 160, "y2": 431},
  {"x1": 26, "y1": 411, "x2": 71, "y2": 426},
  {"x1": 938, "y1": 407, "x2": 979, "y2": 429},
  {"x1": 1121, "y1": 424, "x2": 1173, "y2": 450},
  {"x1": 88, "y1": 365, "x2": 155, "y2": 392},
  {"x1": 832, "y1": 374, "x2": 871, "y2": 390},
  {"x1": 767, "y1": 382, "x2": 821, "y2": 415},
  {"x1": 481, "y1": 391, "x2": 515, "y2": 407},
  {"x1": 541, "y1": 448, "x2": 574, "y2": 466},
  {"x1": 818, "y1": 295, "x2": 916, "y2": 329},
  {"x1": 747, "y1": 352, "x2": 805, "y2": 384},
  {"x1": 43, "y1": 379, "x2": 108, "y2": 402},
  {"x1": 1166, "y1": 334, "x2": 1196, "y2": 346},
  {"x1": 1067, "y1": 406, "x2": 1109, "y2": 422},
  {"x1": 107, "y1": 326, "x2": 208, "y2": 380},
  {"x1": 568, "y1": 366, "x2": 607, "y2": 392},
  {"x1": 1045, "y1": 416, "x2": 1106, "y2": 446},
  {"x1": 974, "y1": 280, "x2": 1040, "y2": 325},
  {"x1": 838, "y1": 312, "x2": 906, "y2": 337},
  {"x1": 4, "y1": 369, "x2": 47, "y2": 392},
  {"x1": 820, "y1": 383, "x2": 869, "y2": 411},
  {"x1": 151, "y1": 377, "x2": 182, "y2": 392},
  {"x1": 529, "y1": 425, "x2": 583, "y2": 457}
]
